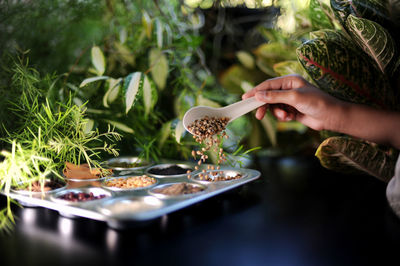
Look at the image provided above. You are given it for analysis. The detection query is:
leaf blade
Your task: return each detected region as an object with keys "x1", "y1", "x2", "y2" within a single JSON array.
[
  {"x1": 346, "y1": 15, "x2": 396, "y2": 74},
  {"x1": 124, "y1": 72, "x2": 142, "y2": 114},
  {"x1": 149, "y1": 48, "x2": 169, "y2": 90},
  {"x1": 91, "y1": 46, "x2": 106, "y2": 76}
]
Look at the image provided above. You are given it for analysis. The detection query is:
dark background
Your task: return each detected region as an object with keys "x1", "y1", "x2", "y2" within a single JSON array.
[{"x1": 1, "y1": 155, "x2": 399, "y2": 266}]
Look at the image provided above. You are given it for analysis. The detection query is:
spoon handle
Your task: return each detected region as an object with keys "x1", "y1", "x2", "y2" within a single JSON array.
[{"x1": 223, "y1": 97, "x2": 265, "y2": 121}]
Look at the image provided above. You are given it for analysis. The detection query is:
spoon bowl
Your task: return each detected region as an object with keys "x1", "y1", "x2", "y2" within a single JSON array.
[{"x1": 183, "y1": 97, "x2": 265, "y2": 135}]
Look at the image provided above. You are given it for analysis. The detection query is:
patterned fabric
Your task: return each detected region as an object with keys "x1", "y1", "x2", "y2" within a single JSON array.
[{"x1": 387, "y1": 156, "x2": 400, "y2": 217}]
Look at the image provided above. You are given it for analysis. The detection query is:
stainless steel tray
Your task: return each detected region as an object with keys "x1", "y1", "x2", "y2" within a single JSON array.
[{"x1": 3, "y1": 163, "x2": 260, "y2": 229}]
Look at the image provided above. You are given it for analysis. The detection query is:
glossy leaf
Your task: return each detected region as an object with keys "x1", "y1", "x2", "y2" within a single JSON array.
[
  {"x1": 124, "y1": 72, "x2": 142, "y2": 114},
  {"x1": 297, "y1": 34, "x2": 398, "y2": 110},
  {"x1": 79, "y1": 76, "x2": 109, "y2": 88},
  {"x1": 346, "y1": 15, "x2": 396, "y2": 74},
  {"x1": 309, "y1": 29, "x2": 352, "y2": 46},
  {"x1": 315, "y1": 136, "x2": 397, "y2": 182},
  {"x1": 149, "y1": 48, "x2": 168, "y2": 90},
  {"x1": 91, "y1": 46, "x2": 106, "y2": 76},
  {"x1": 330, "y1": 0, "x2": 392, "y2": 30}
]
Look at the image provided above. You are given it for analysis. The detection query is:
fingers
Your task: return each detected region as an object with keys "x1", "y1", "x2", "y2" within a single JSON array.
[
  {"x1": 255, "y1": 89, "x2": 299, "y2": 107},
  {"x1": 242, "y1": 75, "x2": 306, "y2": 100},
  {"x1": 255, "y1": 105, "x2": 267, "y2": 120}
]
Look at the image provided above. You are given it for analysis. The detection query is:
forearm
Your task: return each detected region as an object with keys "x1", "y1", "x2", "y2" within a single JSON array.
[{"x1": 329, "y1": 102, "x2": 400, "y2": 149}]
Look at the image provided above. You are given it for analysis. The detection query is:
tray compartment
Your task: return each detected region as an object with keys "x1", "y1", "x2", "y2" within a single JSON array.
[
  {"x1": 149, "y1": 182, "x2": 207, "y2": 198},
  {"x1": 145, "y1": 163, "x2": 195, "y2": 178}
]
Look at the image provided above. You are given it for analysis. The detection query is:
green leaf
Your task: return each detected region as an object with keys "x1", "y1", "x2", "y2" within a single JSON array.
[
  {"x1": 315, "y1": 136, "x2": 398, "y2": 182},
  {"x1": 142, "y1": 74, "x2": 156, "y2": 117},
  {"x1": 240, "y1": 81, "x2": 254, "y2": 93},
  {"x1": 170, "y1": 119, "x2": 185, "y2": 144},
  {"x1": 91, "y1": 46, "x2": 106, "y2": 76},
  {"x1": 296, "y1": 33, "x2": 398, "y2": 110},
  {"x1": 346, "y1": 15, "x2": 396, "y2": 74},
  {"x1": 79, "y1": 76, "x2": 109, "y2": 88},
  {"x1": 142, "y1": 10, "x2": 153, "y2": 39},
  {"x1": 197, "y1": 95, "x2": 221, "y2": 108},
  {"x1": 330, "y1": 0, "x2": 392, "y2": 30},
  {"x1": 260, "y1": 113, "x2": 277, "y2": 147},
  {"x1": 104, "y1": 119, "x2": 134, "y2": 134},
  {"x1": 103, "y1": 78, "x2": 121, "y2": 108},
  {"x1": 236, "y1": 51, "x2": 255, "y2": 69},
  {"x1": 114, "y1": 42, "x2": 135, "y2": 66},
  {"x1": 149, "y1": 48, "x2": 169, "y2": 90},
  {"x1": 254, "y1": 42, "x2": 298, "y2": 62},
  {"x1": 219, "y1": 65, "x2": 267, "y2": 93},
  {"x1": 155, "y1": 18, "x2": 163, "y2": 48},
  {"x1": 83, "y1": 119, "x2": 94, "y2": 134},
  {"x1": 309, "y1": 0, "x2": 334, "y2": 30},
  {"x1": 158, "y1": 121, "x2": 172, "y2": 149},
  {"x1": 273, "y1": 60, "x2": 306, "y2": 76},
  {"x1": 123, "y1": 72, "x2": 142, "y2": 114},
  {"x1": 174, "y1": 90, "x2": 195, "y2": 119}
]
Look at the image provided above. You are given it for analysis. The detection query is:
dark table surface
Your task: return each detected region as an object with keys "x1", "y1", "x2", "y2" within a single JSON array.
[{"x1": 1, "y1": 155, "x2": 400, "y2": 266}]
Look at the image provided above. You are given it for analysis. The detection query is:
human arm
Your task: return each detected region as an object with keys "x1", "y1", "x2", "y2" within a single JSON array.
[{"x1": 242, "y1": 74, "x2": 400, "y2": 149}]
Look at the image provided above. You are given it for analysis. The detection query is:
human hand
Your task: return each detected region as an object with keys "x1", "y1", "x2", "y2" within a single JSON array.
[{"x1": 242, "y1": 74, "x2": 344, "y2": 131}]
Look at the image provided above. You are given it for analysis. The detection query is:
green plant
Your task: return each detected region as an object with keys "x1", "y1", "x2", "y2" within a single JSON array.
[
  {"x1": 0, "y1": 58, "x2": 121, "y2": 231},
  {"x1": 297, "y1": 0, "x2": 400, "y2": 181}
]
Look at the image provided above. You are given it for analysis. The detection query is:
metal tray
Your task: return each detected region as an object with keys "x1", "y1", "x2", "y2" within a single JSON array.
[{"x1": 3, "y1": 163, "x2": 260, "y2": 229}]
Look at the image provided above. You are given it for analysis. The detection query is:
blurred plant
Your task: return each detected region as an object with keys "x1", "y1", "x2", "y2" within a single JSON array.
[
  {"x1": 218, "y1": 0, "x2": 321, "y2": 155},
  {"x1": 71, "y1": 0, "x2": 251, "y2": 163}
]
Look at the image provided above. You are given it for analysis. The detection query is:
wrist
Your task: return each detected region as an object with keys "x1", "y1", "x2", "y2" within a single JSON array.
[{"x1": 325, "y1": 100, "x2": 350, "y2": 133}]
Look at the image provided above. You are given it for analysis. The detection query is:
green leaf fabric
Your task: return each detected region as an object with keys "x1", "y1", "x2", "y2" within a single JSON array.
[{"x1": 315, "y1": 136, "x2": 398, "y2": 182}]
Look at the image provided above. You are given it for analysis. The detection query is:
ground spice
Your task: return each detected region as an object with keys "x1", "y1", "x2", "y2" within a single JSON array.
[
  {"x1": 152, "y1": 182, "x2": 204, "y2": 195},
  {"x1": 148, "y1": 165, "x2": 191, "y2": 175}
]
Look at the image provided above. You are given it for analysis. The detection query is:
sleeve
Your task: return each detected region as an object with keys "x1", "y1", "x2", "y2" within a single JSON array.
[{"x1": 386, "y1": 155, "x2": 400, "y2": 218}]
